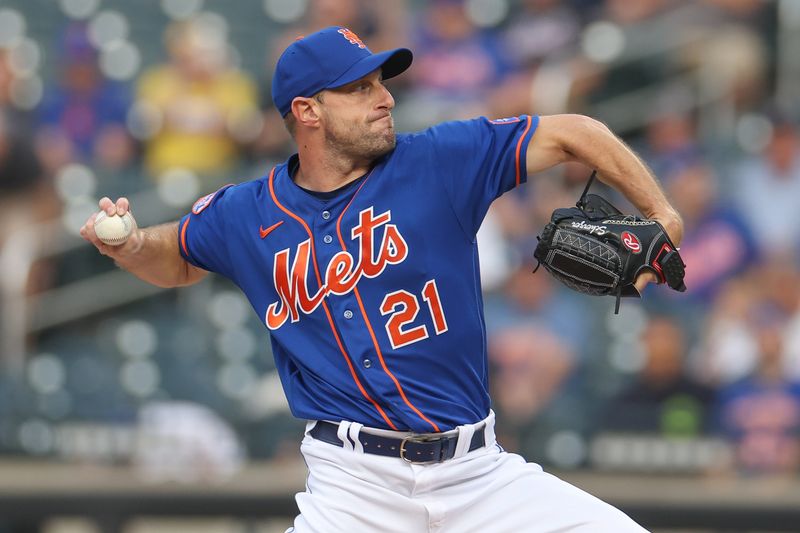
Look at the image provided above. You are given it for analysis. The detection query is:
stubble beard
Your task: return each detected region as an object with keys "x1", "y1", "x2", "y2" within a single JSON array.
[{"x1": 324, "y1": 116, "x2": 396, "y2": 163}]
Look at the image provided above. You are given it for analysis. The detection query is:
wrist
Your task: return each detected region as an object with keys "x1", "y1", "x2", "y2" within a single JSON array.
[
  {"x1": 126, "y1": 229, "x2": 145, "y2": 255},
  {"x1": 655, "y1": 211, "x2": 683, "y2": 246}
]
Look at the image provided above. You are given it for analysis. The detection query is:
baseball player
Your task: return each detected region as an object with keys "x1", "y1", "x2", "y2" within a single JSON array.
[{"x1": 81, "y1": 27, "x2": 683, "y2": 532}]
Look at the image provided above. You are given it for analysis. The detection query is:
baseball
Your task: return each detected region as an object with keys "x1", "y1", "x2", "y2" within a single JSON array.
[{"x1": 94, "y1": 211, "x2": 136, "y2": 246}]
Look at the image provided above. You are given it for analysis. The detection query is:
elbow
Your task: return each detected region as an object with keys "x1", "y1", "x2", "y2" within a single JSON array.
[
  {"x1": 551, "y1": 114, "x2": 613, "y2": 159},
  {"x1": 175, "y1": 262, "x2": 208, "y2": 287},
  {"x1": 567, "y1": 114, "x2": 612, "y2": 140}
]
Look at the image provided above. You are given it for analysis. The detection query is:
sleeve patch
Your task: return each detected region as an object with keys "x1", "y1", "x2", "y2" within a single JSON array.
[
  {"x1": 191, "y1": 184, "x2": 233, "y2": 214},
  {"x1": 489, "y1": 116, "x2": 522, "y2": 125}
]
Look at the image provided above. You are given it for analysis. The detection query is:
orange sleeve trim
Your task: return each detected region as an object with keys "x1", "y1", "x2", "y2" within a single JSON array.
[
  {"x1": 514, "y1": 115, "x2": 533, "y2": 187},
  {"x1": 336, "y1": 171, "x2": 441, "y2": 433},
  {"x1": 268, "y1": 168, "x2": 398, "y2": 430},
  {"x1": 180, "y1": 217, "x2": 190, "y2": 257}
]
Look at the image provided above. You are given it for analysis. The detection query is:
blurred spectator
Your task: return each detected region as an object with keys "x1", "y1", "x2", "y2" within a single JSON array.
[
  {"x1": 504, "y1": 0, "x2": 580, "y2": 68},
  {"x1": 678, "y1": 6, "x2": 769, "y2": 126},
  {"x1": 136, "y1": 16, "x2": 259, "y2": 185},
  {"x1": 642, "y1": 104, "x2": 701, "y2": 179},
  {"x1": 488, "y1": 323, "x2": 575, "y2": 452},
  {"x1": 702, "y1": 261, "x2": 800, "y2": 385},
  {"x1": 599, "y1": 0, "x2": 670, "y2": 24},
  {"x1": 35, "y1": 23, "x2": 135, "y2": 175},
  {"x1": 757, "y1": 259, "x2": 800, "y2": 381},
  {"x1": 0, "y1": 112, "x2": 44, "y2": 213},
  {"x1": 730, "y1": 114, "x2": 800, "y2": 259},
  {"x1": 402, "y1": 0, "x2": 517, "y2": 127},
  {"x1": 134, "y1": 401, "x2": 244, "y2": 483},
  {"x1": 658, "y1": 161, "x2": 758, "y2": 308},
  {"x1": 488, "y1": 0, "x2": 581, "y2": 118},
  {"x1": 269, "y1": 0, "x2": 407, "y2": 56},
  {"x1": 0, "y1": 109, "x2": 59, "y2": 367},
  {"x1": 485, "y1": 258, "x2": 591, "y2": 349},
  {"x1": 700, "y1": 276, "x2": 761, "y2": 386},
  {"x1": 485, "y1": 262, "x2": 589, "y2": 452},
  {"x1": 715, "y1": 309, "x2": 800, "y2": 476},
  {"x1": 488, "y1": 165, "x2": 581, "y2": 254},
  {"x1": 580, "y1": 0, "x2": 671, "y2": 113},
  {"x1": 606, "y1": 315, "x2": 713, "y2": 436},
  {"x1": 0, "y1": 47, "x2": 34, "y2": 136},
  {"x1": 784, "y1": 306, "x2": 800, "y2": 383}
]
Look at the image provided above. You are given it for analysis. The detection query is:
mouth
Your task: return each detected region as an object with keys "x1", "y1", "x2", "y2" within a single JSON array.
[{"x1": 372, "y1": 114, "x2": 393, "y2": 125}]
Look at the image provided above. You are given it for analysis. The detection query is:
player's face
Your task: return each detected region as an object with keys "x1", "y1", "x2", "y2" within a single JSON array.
[{"x1": 318, "y1": 69, "x2": 396, "y2": 161}]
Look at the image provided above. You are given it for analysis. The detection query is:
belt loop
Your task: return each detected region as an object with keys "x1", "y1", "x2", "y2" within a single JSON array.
[
  {"x1": 348, "y1": 422, "x2": 364, "y2": 454},
  {"x1": 484, "y1": 410, "x2": 497, "y2": 446},
  {"x1": 336, "y1": 421, "x2": 354, "y2": 451},
  {"x1": 454, "y1": 423, "x2": 476, "y2": 459}
]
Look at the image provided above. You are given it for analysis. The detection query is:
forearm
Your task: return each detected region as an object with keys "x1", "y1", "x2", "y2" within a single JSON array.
[
  {"x1": 112, "y1": 222, "x2": 207, "y2": 287},
  {"x1": 90, "y1": 222, "x2": 207, "y2": 287},
  {"x1": 528, "y1": 115, "x2": 683, "y2": 244},
  {"x1": 568, "y1": 118, "x2": 680, "y2": 230}
]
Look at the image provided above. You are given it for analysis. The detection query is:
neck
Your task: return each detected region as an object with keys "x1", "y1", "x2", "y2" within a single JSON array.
[{"x1": 295, "y1": 142, "x2": 373, "y2": 193}]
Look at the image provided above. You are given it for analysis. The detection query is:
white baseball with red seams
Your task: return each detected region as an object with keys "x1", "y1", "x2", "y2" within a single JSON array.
[{"x1": 94, "y1": 211, "x2": 135, "y2": 245}]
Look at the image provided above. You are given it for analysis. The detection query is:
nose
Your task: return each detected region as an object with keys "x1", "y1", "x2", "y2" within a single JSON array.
[{"x1": 377, "y1": 82, "x2": 395, "y2": 111}]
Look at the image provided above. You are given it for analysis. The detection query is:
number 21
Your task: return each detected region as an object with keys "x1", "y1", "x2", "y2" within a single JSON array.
[{"x1": 380, "y1": 280, "x2": 448, "y2": 349}]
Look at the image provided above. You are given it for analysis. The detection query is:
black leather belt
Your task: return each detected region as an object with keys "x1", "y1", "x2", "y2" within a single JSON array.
[{"x1": 309, "y1": 421, "x2": 486, "y2": 464}]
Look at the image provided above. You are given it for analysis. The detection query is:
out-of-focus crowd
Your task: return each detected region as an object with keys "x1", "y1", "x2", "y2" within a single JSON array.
[{"x1": 1, "y1": 0, "x2": 800, "y2": 481}]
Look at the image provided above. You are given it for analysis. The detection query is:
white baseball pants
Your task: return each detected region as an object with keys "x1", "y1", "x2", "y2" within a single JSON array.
[{"x1": 288, "y1": 412, "x2": 648, "y2": 532}]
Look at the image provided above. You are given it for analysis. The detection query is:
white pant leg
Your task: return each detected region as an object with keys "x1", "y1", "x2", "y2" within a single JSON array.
[
  {"x1": 291, "y1": 435, "x2": 431, "y2": 533},
  {"x1": 417, "y1": 446, "x2": 648, "y2": 533}
]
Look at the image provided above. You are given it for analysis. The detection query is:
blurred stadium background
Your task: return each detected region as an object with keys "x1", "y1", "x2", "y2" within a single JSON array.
[{"x1": 1, "y1": 0, "x2": 800, "y2": 531}]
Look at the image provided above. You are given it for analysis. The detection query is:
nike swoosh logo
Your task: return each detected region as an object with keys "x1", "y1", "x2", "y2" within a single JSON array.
[{"x1": 259, "y1": 221, "x2": 284, "y2": 239}]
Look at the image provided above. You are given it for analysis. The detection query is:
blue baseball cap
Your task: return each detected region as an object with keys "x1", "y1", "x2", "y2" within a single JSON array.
[{"x1": 272, "y1": 26, "x2": 413, "y2": 117}]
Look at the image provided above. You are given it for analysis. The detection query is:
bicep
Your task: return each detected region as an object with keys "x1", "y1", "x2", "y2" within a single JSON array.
[{"x1": 525, "y1": 114, "x2": 605, "y2": 175}]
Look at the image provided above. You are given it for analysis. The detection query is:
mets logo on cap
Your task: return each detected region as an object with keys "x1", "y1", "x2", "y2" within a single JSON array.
[{"x1": 338, "y1": 28, "x2": 366, "y2": 48}]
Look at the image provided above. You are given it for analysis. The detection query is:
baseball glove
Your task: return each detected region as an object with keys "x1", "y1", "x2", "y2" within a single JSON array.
[{"x1": 533, "y1": 171, "x2": 686, "y2": 313}]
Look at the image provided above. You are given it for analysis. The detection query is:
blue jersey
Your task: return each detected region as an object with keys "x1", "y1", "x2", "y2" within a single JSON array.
[{"x1": 179, "y1": 115, "x2": 539, "y2": 432}]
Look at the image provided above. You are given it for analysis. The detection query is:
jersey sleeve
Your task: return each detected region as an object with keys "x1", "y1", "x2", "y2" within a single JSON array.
[
  {"x1": 178, "y1": 184, "x2": 236, "y2": 278},
  {"x1": 424, "y1": 115, "x2": 538, "y2": 237}
]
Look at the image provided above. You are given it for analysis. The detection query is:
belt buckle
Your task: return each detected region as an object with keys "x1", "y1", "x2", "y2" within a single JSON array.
[{"x1": 399, "y1": 434, "x2": 446, "y2": 464}]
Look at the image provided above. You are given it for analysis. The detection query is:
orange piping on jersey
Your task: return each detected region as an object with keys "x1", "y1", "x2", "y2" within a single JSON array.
[
  {"x1": 180, "y1": 217, "x2": 190, "y2": 257},
  {"x1": 514, "y1": 115, "x2": 533, "y2": 187},
  {"x1": 268, "y1": 168, "x2": 398, "y2": 430},
  {"x1": 337, "y1": 174, "x2": 441, "y2": 433}
]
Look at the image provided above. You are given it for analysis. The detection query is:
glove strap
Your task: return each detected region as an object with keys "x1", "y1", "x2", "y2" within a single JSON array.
[{"x1": 576, "y1": 170, "x2": 597, "y2": 209}]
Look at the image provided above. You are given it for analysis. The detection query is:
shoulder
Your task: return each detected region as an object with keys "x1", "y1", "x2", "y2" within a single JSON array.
[
  {"x1": 396, "y1": 117, "x2": 487, "y2": 146},
  {"x1": 190, "y1": 176, "x2": 269, "y2": 215}
]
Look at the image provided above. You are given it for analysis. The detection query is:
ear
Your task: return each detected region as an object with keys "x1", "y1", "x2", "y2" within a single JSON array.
[{"x1": 291, "y1": 97, "x2": 321, "y2": 128}]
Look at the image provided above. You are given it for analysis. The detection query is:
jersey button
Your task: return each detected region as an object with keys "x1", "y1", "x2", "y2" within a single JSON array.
[
  {"x1": 322, "y1": 210, "x2": 331, "y2": 220},
  {"x1": 323, "y1": 235, "x2": 333, "y2": 244},
  {"x1": 344, "y1": 310, "x2": 353, "y2": 319},
  {"x1": 363, "y1": 359, "x2": 372, "y2": 368}
]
